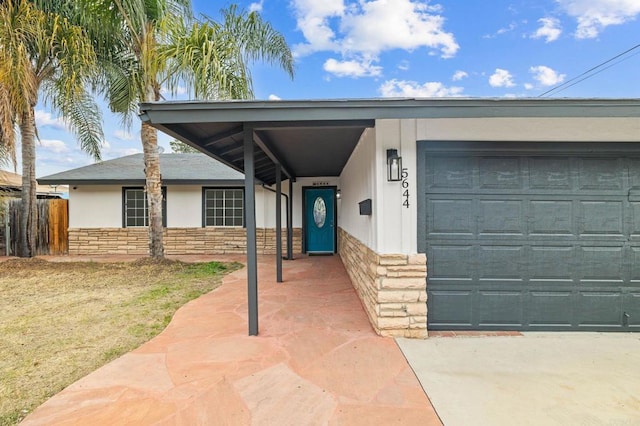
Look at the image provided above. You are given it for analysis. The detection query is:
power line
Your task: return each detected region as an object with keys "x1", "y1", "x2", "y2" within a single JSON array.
[{"x1": 538, "y1": 43, "x2": 640, "y2": 97}]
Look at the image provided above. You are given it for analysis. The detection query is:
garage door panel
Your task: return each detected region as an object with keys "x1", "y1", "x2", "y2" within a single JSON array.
[
  {"x1": 529, "y1": 201, "x2": 574, "y2": 236},
  {"x1": 629, "y1": 248, "x2": 640, "y2": 281},
  {"x1": 478, "y1": 246, "x2": 524, "y2": 280},
  {"x1": 576, "y1": 292, "x2": 622, "y2": 327},
  {"x1": 529, "y1": 246, "x2": 574, "y2": 280},
  {"x1": 428, "y1": 199, "x2": 474, "y2": 236},
  {"x1": 529, "y1": 157, "x2": 572, "y2": 189},
  {"x1": 579, "y1": 201, "x2": 625, "y2": 237},
  {"x1": 628, "y1": 203, "x2": 640, "y2": 239},
  {"x1": 528, "y1": 291, "x2": 573, "y2": 326},
  {"x1": 478, "y1": 200, "x2": 524, "y2": 235},
  {"x1": 579, "y1": 246, "x2": 625, "y2": 282},
  {"x1": 428, "y1": 245, "x2": 475, "y2": 280},
  {"x1": 427, "y1": 290, "x2": 473, "y2": 326},
  {"x1": 479, "y1": 157, "x2": 523, "y2": 189},
  {"x1": 578, "y1": 158, "x2": 624, "y2": 190},
  {"x1": 477, "y1": 291, "x2": 523, "y2": 326},
  {"x1": 623, "y1": 292, "x2": 640, "y2": 328},
  {"x1": 419, "y1": 142, "x2": 640, "y2": 331},
  {"x1": 426, "y1": 156, "x2": 473, "y2": 190}
]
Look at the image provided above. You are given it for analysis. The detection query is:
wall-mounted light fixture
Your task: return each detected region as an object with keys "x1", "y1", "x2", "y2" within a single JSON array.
[
  {"x1": 336, "y1": 189, "x2": 341, "y2": 199},
  {"x1": 386, "y1": 149, "x2": 402, "y2": 182}
]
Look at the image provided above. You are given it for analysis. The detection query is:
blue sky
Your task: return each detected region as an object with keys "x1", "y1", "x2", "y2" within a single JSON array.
[{"x1": 22, "y1": 0, "x2": 640, "y2": 177}]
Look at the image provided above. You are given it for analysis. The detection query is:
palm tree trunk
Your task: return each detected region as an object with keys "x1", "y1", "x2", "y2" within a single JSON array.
[
  {"x1": 141, "y1": 120, "x2": 164, "y2": 258},
  {"x1": 19, "y1": 108, "x2": 37, "y2": 258}
]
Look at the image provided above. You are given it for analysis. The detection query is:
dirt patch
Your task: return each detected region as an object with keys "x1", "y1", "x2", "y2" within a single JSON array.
[{"x1": 0, "y1": 258, "x2": 241, "y2": 425}]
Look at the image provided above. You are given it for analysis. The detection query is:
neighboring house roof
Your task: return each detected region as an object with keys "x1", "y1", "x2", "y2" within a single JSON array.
[
  {"x1": 0, "y1": 170, "x2": 67, "y2": 198},
  {"x1": 37, "y1": 153, "x2": 245, "y2": 185}
]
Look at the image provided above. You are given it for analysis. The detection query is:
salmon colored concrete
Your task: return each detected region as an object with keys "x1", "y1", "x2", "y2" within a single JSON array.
[{"x1": 22, "y1": 255, "x2": 441, "y2": 425}]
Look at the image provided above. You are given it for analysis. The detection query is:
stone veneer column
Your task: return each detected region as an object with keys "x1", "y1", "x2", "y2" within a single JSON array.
[{"x1": 338, "y1": 228, "x2": 428, "y2": 338}]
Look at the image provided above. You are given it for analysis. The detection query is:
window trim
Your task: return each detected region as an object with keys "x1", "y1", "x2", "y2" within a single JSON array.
[
  {"x1": 202, "y1": 187, "x2": 245, "y2": 228},
  {"x1": 122, "y1": 187, "x2": 167, "y2": 228}
]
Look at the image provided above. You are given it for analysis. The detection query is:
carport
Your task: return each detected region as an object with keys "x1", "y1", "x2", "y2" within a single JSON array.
[{"x1": 140, "y1": 100, "x2": 377, "y2": 335}]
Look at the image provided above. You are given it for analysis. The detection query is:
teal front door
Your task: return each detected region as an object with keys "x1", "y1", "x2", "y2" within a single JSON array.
[{"x1": 304, "y1": 188, "x2": 336, "y2": 253}]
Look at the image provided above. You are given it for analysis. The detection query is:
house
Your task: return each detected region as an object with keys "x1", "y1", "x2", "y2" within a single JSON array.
[
  {"x1": 0, "y1": 170, "x2": 67, "y2": 198},
  {"x1": 38, "y1": 153, "x2": 303, "y2": 256},
  {"x1": 44, "y1": 98, "x2": 640, "y2": 337}
]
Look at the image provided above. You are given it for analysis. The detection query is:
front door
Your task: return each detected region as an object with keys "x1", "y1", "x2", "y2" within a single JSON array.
[{"x1": 304, "y1": 187, "x2": 336, "y2": 253}]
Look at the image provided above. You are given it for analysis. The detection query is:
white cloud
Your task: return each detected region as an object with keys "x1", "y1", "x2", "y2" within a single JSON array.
[
  {"x1": 292, "y1": 0, "x2": 459, "y2": 64},
  {"x1": 398, "y1": 60, "x2": 410, "y2": 71},
  {"x1": 323, "y1": 57, "x2": 382, "y2": 77},
  {"x1": 452, "y1": 70, "x2": 468, "y2": 81},
  {"x1": 35, "y1": 110, "x2": 66, "y2": 130},
  {"x1": 268, "y1": 94, "x2": 282, "y2": 100},
  {"x1": 489, "y1": 68, "x2": 515, "y2": 88},
  {"x1": 532, "y1": 17, "x2": 562, "y2": 42},
  {"x1": 530, "y1": 65, "x2": 566, "y2": 86},
  {"x1": 114, "y1": 130, "x2": 134, "y2": 141},
  {"x1": 249, "y1": 0, "x2": 264, "y2": 12},
  {"x1": 524, "y1": 83, "x2": 534, "y2": 90},
  {"x1": 557, "y1": 0, "x2": 640, "y2": 39},
  {"x1": 379, "y1": 79, "x2": 463, "y2": 97},
  {"x1": 38, "y1": 139, "x2": 69, "y2": 153},
  {"x1": 483, "y1": 22, "x2": 517, "y2": 39}
]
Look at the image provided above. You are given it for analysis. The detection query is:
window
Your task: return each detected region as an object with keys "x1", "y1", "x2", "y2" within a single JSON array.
[
  {"x1": 203, "y1": 188, "x2": 244, "y2": 227},
  {"x1": 123, "y1": 187, "x2": 166, "y2": 227}
]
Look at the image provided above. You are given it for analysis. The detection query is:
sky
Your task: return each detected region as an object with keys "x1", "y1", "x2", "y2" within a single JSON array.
[{"x1": 17, "y1": 0, "x2": 640, "y2": 178}]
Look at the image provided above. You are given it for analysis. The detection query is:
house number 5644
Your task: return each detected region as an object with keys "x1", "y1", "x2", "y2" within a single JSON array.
[{"x1": 401, "y1": 168, "x2": 409, "y2": 208}]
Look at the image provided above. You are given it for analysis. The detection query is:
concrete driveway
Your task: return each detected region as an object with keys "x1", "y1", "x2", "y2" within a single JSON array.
[{"x1": 397, "y1": 333, "x2": 640, "y2": 426}]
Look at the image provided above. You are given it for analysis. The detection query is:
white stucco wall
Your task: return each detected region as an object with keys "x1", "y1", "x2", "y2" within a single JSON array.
[
  {"x1": 69, "y1": 184, "x2": 299, "y2": 229},
  {"x1": 375, "y1": 120, "x2": 419, "y2": 255},
  {"x1": 416, "y1": 117, "x2": 640, "y2": 141},
  {"x1": 69, "y1": 185, "x2": 123, "y2": 228},
  {"x1": 338, "y1": 128, "x2": 377, "y2": 248},
  {"x1": 166, "y1": 185, "x2": 202, "y2": 227}
]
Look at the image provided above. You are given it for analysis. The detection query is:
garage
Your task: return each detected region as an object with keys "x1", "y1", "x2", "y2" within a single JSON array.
[{"x1": 418, "y1": 141, "x2": 640, "y2": 331}]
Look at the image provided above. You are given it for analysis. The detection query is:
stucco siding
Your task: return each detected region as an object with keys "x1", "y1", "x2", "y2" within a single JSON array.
[
  {"x1": 338, "y1": 128, "x2": 377, "y2": 249},
  {"x1": 416, "y1": 117, "x2": 640, "y2": 142},
  {"x1": 166, "y1": 185, "x2": 201, "y2": 227},
  {"x1": 69, "y1": 185, "x2": 122, "y2": 228}
]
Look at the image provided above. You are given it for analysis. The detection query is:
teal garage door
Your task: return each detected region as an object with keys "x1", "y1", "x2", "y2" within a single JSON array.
[{"x1": 417, "y1": 142, "x2": 640, "y2": 331}]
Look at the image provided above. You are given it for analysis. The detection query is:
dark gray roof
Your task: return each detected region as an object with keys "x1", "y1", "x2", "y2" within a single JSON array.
[
  {"x1": 139, "y1": 97, "x2": 640, "y2": 185},
  {"x1": 38, "y1": 153, "x2": 244, "y2": 185}
]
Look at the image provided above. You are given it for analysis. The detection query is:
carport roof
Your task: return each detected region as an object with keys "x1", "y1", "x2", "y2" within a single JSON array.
[{"x1": 139, "y1": 98, "x2": 640, "y2": 185}]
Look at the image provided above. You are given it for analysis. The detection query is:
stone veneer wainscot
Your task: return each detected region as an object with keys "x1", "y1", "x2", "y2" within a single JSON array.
[
  {"x1": 69, "y1": 227, "x2": 302, "y2": 255},
  {"x1": 338, "y1": 228, "x2": 428, "y2": 338}
]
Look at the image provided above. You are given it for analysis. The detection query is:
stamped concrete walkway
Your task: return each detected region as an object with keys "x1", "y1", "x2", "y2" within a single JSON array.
[{"x1": 22, "y1": 255, "x2": 441, "y2": 425}]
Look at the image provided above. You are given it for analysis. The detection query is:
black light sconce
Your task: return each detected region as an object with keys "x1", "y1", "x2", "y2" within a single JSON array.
[{"x1": 386, "y1": 149, "x2": 402, "y2": 182}]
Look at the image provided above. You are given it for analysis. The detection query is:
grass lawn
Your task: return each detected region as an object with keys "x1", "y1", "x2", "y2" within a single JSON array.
[{"x1": 0, "y1": 257, "x2": 242, "y2": 425}]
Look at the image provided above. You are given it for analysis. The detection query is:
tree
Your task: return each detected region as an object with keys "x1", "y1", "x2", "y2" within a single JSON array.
[
  {"x1": 0, "y1": 0, "x2": 103, "y2": 257},
  {"x1": 82, "y1": 1, "x2": 294, "y2": 258},
  {"x1": 169, "y1": 140, "x2": 199, "y2": 153}
]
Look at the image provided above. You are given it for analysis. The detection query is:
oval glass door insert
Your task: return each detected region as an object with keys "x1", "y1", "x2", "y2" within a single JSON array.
[{"x1": 313, "y1": 197, "x2": 326, "y2": 228}]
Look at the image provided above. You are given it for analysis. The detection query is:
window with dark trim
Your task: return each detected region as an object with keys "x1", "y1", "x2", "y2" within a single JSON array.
[
  {"x1": 202, "y1": 188, "x2": 244, "y2": 227},
  {"x1": 123, "y1": 187, "x2": 167, "y2": 227}
]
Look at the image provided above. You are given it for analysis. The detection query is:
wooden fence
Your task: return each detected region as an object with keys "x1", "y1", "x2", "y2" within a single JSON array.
[{"x1": 2, "y1": 198, "x2": 69, "y2": 256}]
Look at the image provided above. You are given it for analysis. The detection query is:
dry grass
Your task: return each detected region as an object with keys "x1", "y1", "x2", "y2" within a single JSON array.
[{"x1": 0, "y1": 258, "x2": 242, "y2": 425}]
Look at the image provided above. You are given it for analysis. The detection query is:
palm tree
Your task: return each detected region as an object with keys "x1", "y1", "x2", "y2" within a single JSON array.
[
  {"x1": 0, "y1": 0, "x2": 103, "y2": 257},
  {"x1": 70, "y1": 1, "x2": 294, "y2": 258}
]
